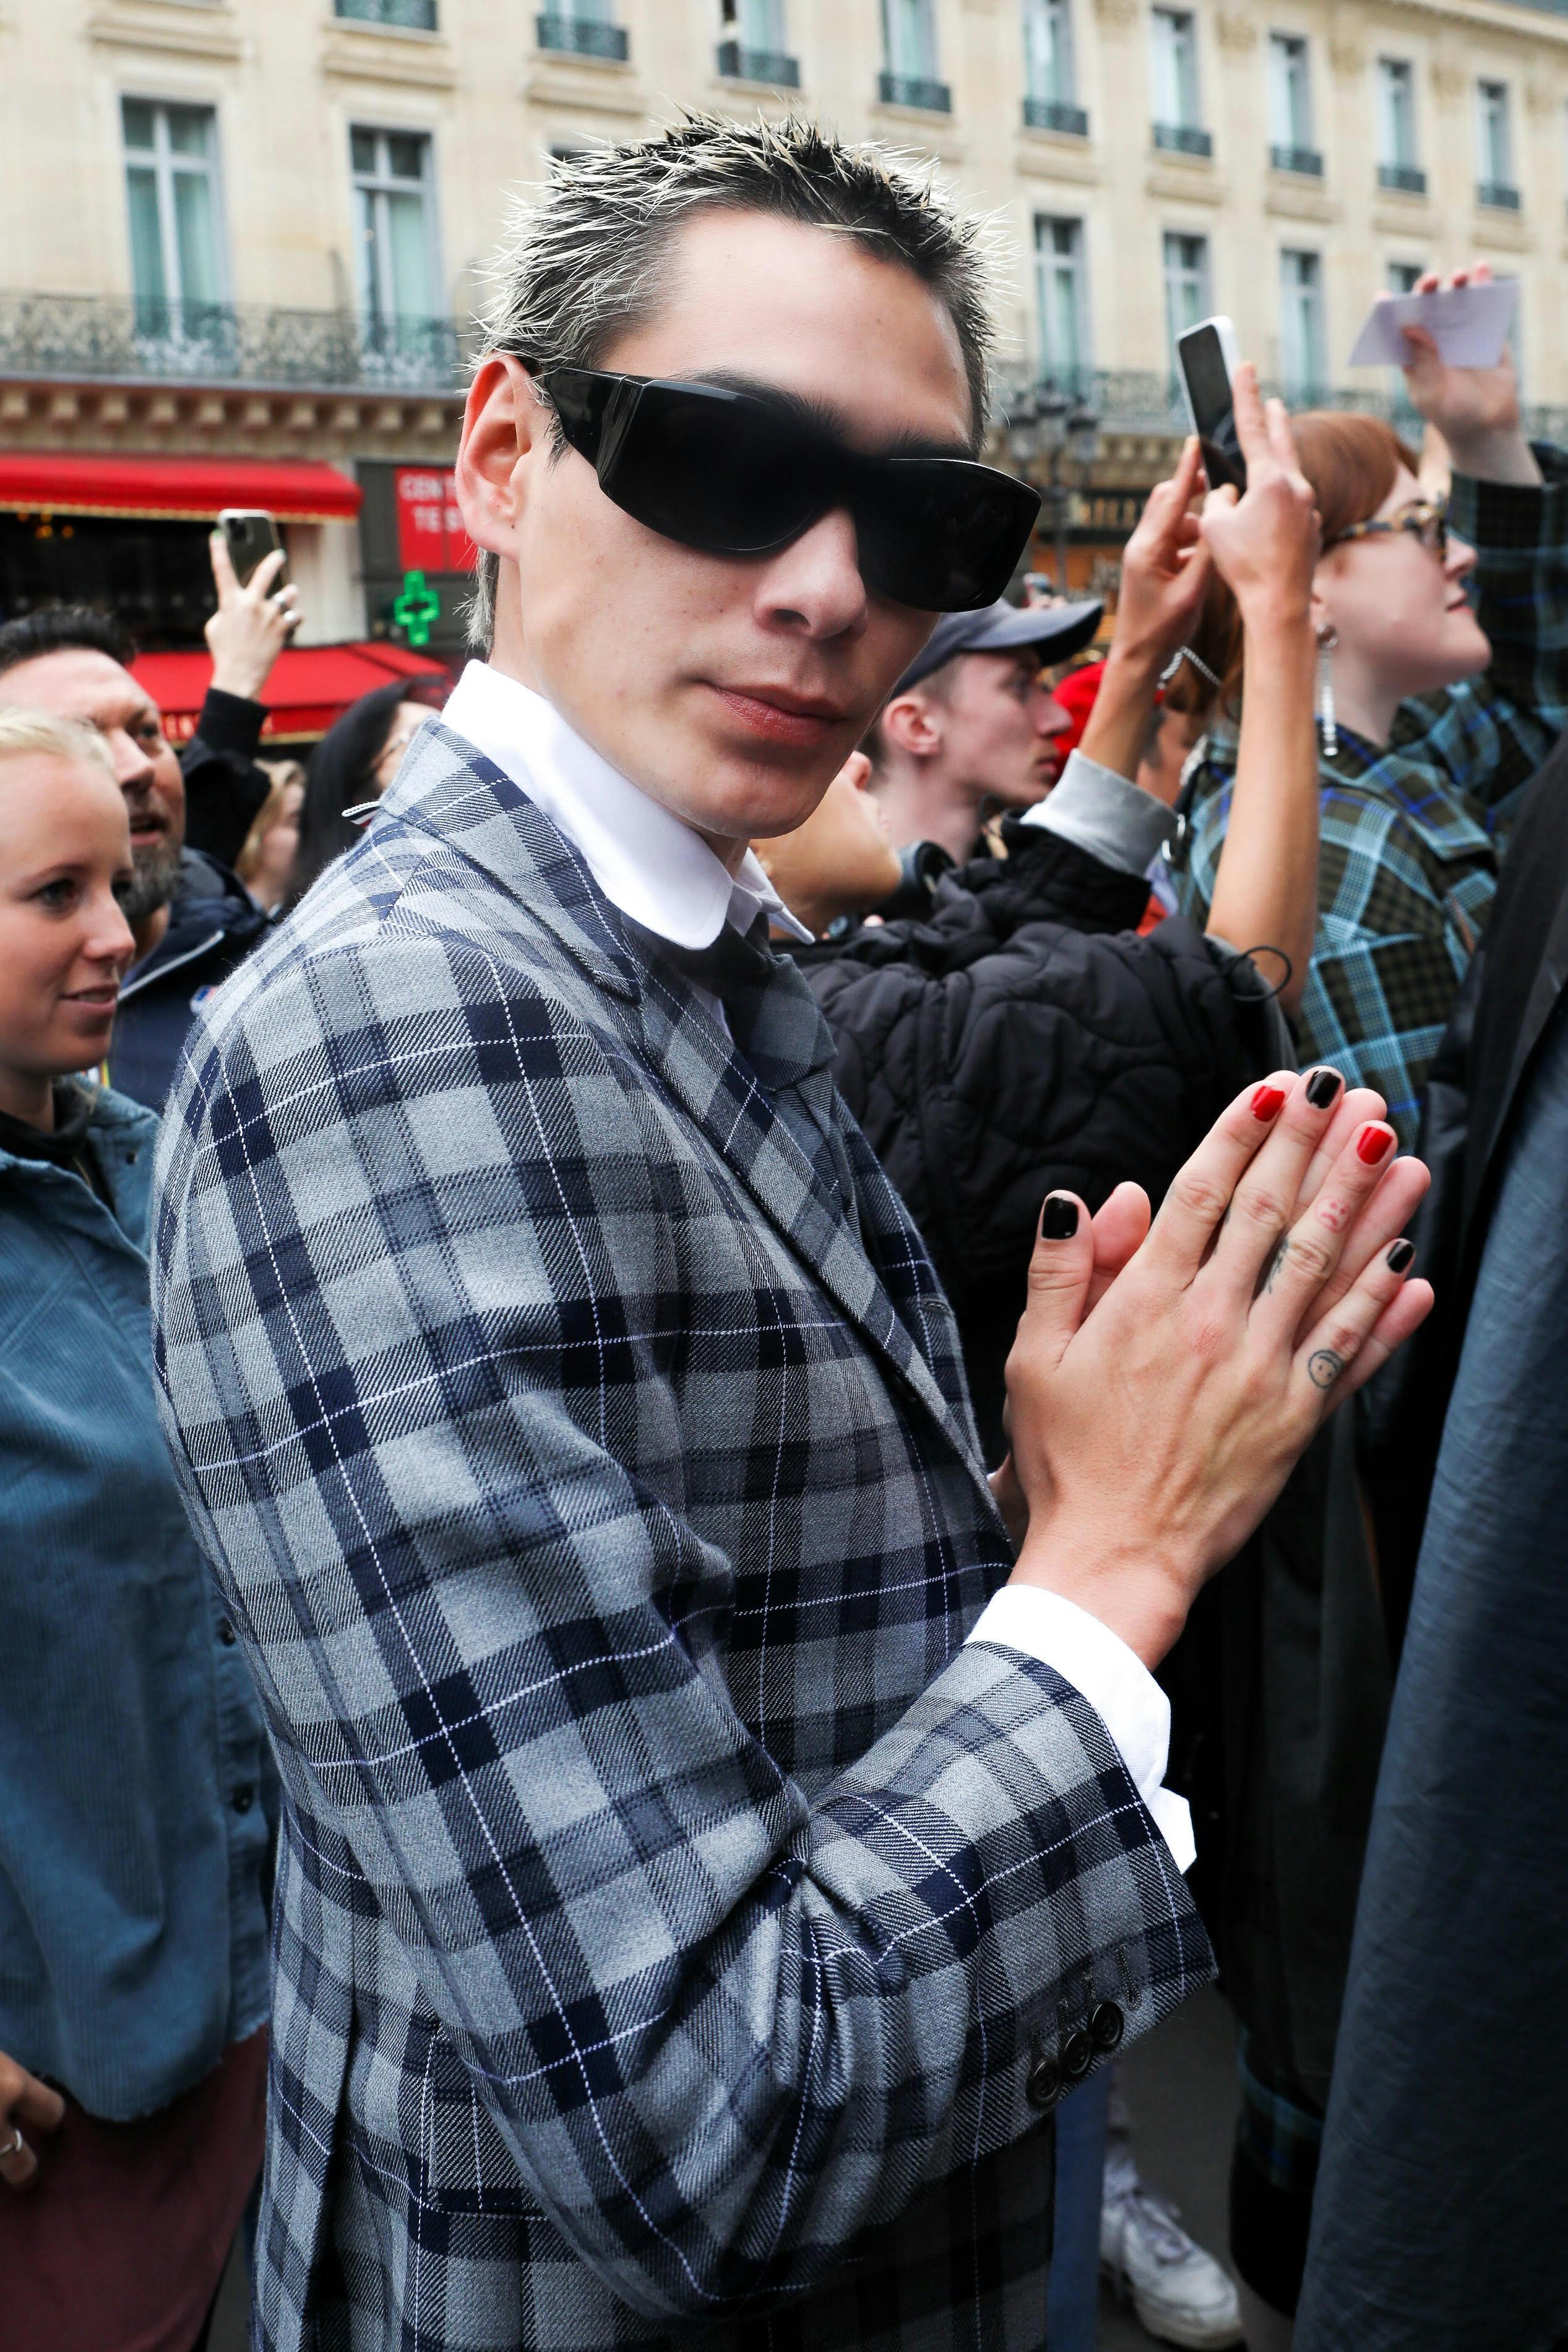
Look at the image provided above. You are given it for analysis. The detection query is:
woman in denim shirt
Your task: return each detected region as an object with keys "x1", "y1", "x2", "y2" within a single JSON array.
[{"x1": 0, "y1": 712, "x2": 274, "y2": 2352}]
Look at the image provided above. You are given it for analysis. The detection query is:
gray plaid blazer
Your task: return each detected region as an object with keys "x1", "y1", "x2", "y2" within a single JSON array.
[{"x1": 152, "y1": 721, "x2": 1210, "y2": 2352}]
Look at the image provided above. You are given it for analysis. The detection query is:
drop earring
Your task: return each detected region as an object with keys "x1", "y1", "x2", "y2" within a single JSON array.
[{"x1": 1316, "y1": 622, "x2": 1338, "y2": 759}]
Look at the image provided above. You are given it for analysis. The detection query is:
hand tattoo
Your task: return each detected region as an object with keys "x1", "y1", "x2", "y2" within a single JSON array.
[
  {"x1": 1307, "y1": 1348, "x2": 1344, "y2": 1391},
  {"x1": 1256, "y1": 1234, "x2": 1290, "y2": 1298}
]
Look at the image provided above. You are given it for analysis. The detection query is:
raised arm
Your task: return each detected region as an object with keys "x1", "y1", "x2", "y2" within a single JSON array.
[
  {"x1": 1197, "y1": 365, "x2": 1320, "y2": 1017},
  {"x1": 1079, "y1": 436, "x2": 1211, "y2": 783}
]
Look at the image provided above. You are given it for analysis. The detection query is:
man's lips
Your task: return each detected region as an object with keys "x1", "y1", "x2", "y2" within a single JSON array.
[{"x1": 710, "y1": 685, "x2": 848, "y2": 747}]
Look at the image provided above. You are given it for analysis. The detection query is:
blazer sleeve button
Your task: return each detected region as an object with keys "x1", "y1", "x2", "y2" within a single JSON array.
[
  {"x1": 1090, "y1": 2001, "x2": 1126, "y2": 2053},
  {"x1": 1061, "y1": 2028, "x2": 1094, "y2": 2083},
  {"x1": 1026, "y1": 2051, "x2": 1063, "y2": 2112}
]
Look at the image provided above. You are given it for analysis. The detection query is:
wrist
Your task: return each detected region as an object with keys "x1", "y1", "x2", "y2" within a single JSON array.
[
  {"x1": 1008, "y1": 1530, "x2": 1191, "y2": 1669},
  {"x1": 1103, "y1": 635, "x2": 1170, "y2": 685},
  {"x1": 1233, "y1": 589, "x2": 1312, "y2": 640}
]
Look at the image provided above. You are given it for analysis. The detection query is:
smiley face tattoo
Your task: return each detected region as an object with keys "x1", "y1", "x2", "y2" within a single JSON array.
[{"x1": 1307, "y1": 1348, "x2": 1344, "y2": 1390}]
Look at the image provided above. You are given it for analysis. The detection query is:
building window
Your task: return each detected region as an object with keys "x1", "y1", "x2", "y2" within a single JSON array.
[
  {"x1": 717, "y1": 0, "x2": 799, "y2": 87},
  {"x1": 1152, "y1": 11, "x2": 1210, "y2": 155},
  {"x1": 536, "y1": 1, "x2": 627, "y2": 61},
  {"x1": 1268, "y1": 34, "x2": 1320, "y2": 174},
  {"x1": 334, "y1": 0, "x2": 439, "y2": 26},
  {"x1": 1388, "y1": 260, "x2": 1424, "y2": 294},
  {"x1": 1035, "y1": 216, "x2": 1089, "y2": 387},
  {"x1": 1023, "y1": 1, "x2": 1086, "y2": 134},
  {"x1": 1280, "y1": 248, "x2": 1325, "y2": 397},
  {"x1": 879, "y1": 0, "x2": 949, "y2": 111},
  {"x1": 351, "y1": 126, "x2": 439, "y2": 326},
  {"x1": 1163, "y1": 229, "x2": 1210, "y2": 350},
  {"x1": 1476, "y1": 82, "x2": 1518, "y2": 208},
  {"x1": 1376, "y1": 58, "x2": 1423, "y2": 191},
  {"x1": 123, "y1": 98, "x2": 227, "y2": 330}
]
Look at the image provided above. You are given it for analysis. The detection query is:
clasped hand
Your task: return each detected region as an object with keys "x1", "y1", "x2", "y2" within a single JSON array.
[{"x1": 996, "y1": 1068, "x2": 1433, "y2": 1666}]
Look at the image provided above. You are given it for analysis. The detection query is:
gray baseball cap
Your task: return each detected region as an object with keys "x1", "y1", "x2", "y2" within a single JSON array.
[{"x1": 890, "y1": 595, "x2": 1103, "y2": 697}]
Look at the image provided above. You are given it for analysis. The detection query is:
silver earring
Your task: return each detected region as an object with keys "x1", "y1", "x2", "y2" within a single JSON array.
[{"x1": 1316, "y1": 622, "x2": 1338, "y2": 759}]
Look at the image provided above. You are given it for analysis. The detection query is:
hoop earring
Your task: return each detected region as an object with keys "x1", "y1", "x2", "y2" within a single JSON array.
[{"x1": 1316, "y1": 622, "x2": 1338, "y2": 759}]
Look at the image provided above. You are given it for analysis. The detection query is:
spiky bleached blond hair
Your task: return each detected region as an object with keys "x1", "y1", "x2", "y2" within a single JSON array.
[{"x1": 464, "y1": 114, "x2": 995, "y2": 650}]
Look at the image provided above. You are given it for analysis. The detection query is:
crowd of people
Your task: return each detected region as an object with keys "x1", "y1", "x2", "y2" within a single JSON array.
[{"x1": 0, "y1": 116, "x2": 1561, "y2": 2352}]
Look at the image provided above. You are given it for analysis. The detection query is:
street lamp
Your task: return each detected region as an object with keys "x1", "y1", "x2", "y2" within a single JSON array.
[{"x1": 1001, "y1": 386, "x2": 1101, "y2": 593}]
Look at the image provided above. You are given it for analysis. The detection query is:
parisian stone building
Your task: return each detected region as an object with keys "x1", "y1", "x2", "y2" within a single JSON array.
[{"x1": 2, "y1": 0, "x2": 1566, "y2": 686}]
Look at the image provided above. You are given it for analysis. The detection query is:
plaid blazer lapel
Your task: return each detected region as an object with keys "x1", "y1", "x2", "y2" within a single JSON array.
[
  {"x1": 386, "y1": 724, "x2": 987, "y2": 1488},
  {"x1": 627, "y1": 921, "x2": 987, "y2": 1482}
]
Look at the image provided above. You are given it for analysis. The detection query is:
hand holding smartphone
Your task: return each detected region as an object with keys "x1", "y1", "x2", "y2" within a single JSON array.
[
  {"x1": 1176, "y1": 316, "x2": 1246, "y2": 493},
  {"x1": 217, "y1": 508, "x2": 289, "y2": 593}
]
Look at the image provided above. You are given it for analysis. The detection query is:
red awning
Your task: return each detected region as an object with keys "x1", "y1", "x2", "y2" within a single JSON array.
[
  {"x1": 132, "y1": 640, "x2": 449, "y2": 743},
  {"x1": 0, "y1": 453, "x2": 361, "y2": 523}
]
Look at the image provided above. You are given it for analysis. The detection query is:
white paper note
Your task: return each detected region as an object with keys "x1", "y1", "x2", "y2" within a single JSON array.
[{"x1": 1349, "y1": 281, "x2": 1519, "y2": 371}]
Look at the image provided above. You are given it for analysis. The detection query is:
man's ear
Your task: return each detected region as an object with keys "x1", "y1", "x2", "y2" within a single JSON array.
[
  {"x1": 877, "y1": 691, "x2": 944, "y2": 761},
  {"x1": 454, "y1": 354, "x2": 548, "y2": 561}
]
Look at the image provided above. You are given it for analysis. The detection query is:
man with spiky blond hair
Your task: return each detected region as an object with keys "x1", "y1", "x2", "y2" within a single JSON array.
[{"x1": 152, "y1": 118, "x2": 1427, "y2": 2352}]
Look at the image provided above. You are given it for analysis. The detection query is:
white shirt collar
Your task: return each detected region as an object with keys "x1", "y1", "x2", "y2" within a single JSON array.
[{"x1": 441, "y1": 661, "x2": 812, "y2": 950}]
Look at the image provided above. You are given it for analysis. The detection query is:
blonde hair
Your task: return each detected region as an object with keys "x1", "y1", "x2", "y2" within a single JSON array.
[{"x1": 0, "y1": 707, "x2": 117, "y2": 779}]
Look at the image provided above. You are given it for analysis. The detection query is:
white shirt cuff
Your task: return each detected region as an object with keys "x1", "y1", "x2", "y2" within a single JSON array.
[
  {"x1": 967, "y1": 1584, "x2": 1196, "y2": 1873},
  {"x1": 1021, "y1": 748, "x2": 1178, "y2": 878}
]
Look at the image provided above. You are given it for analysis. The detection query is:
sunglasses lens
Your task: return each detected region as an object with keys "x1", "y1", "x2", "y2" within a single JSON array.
[
  {"x1": 600, "y1": 382, "x2": 821, "y2": 556},
  {"x1": 857, "y1": 463, "x2": 1042, "y2": 611}
]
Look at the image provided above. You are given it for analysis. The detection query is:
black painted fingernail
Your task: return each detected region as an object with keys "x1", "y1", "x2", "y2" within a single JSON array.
[
  {"x1": 1041, "y1": 1195, "x2": 1080, "y2": 1240},
  {"x1": 1387, "y1": 1238, "x2": 1416, "y2": 1274},
  {"x1": 1306, "y1": 1067, "x2": 1342, "y2": 1109}
]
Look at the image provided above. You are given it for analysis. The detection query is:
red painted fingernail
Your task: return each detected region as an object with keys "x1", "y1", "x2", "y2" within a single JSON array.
[
  {"x1": 1252, "y1": 1085, "x2": 1287, "y2": 1122},
  {"x1": 1356, "y1": 1122, "x2": 1395, "y2": 1165}
]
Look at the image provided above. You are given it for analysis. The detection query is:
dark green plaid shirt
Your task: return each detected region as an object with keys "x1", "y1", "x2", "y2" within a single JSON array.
[{"x1": 1172, "y1": 447, "x2": 1568, "y2": 1145}]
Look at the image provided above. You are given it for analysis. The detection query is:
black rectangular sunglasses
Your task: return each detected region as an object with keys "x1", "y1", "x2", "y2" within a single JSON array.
[{"x1": 536, "y1": 367, "x2": 1042, "y2": 613}]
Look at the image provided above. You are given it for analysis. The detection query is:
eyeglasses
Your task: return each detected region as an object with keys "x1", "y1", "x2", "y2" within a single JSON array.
[
  {"x1": 1324, "y1": 499, "x2": 1449, "y2": 561},
  {"x1": 535, "y1": 367, "x2": 1043, "y2": 613}
]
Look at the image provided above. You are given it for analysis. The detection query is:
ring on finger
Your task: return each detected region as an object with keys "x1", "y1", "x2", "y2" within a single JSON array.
[{"x1": 0, "y1": 2126, "x2": 25, "y2": 2160}]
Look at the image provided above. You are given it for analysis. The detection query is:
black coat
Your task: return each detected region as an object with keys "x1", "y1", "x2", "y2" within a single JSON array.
[{"x1": 799, "y1": 819, "x2": 1286, "y2": 1463}]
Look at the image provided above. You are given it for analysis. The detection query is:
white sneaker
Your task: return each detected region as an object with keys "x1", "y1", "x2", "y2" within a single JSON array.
[{"x1": 1100, "y1": 2174, "x2": 1244, "y2": 2349}]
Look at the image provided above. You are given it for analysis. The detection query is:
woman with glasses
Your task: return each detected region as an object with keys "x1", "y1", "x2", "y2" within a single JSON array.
[{"x1": 1175, "y1": 262, "x2": 1568, "y2": 1152}]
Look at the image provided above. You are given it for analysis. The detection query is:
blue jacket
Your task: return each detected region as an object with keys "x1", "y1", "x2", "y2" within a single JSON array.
[
  {"x1": 111, "y1": 847, "x2": 270, "y2": 1109},
  {"x1": 0, "y1": 1083, "x2": 274, "y2": 2119}
]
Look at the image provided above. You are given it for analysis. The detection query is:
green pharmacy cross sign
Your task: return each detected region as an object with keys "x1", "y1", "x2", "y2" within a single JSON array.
[{"x1": 393, "y1": 569, "x2": 441, "y2": 647}]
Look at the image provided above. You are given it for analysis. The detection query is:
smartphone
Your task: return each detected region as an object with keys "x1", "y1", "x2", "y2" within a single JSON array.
[
  {"x1": 1176, "y1": 316, "x2": 1246, "y2": 493},
  {"x1": 218, "y1": 508, "x2": 288, "y2": 592}
]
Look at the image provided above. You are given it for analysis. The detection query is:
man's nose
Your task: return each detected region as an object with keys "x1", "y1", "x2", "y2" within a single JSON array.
[
  {"x1": 108, "y1": 726, "x2": 156, "y2": 791},
  {"x1": 1035, "y1": 688, "x2": 1072, "y2": 738},
  {"x1": 754, "y1": 507, "x2": 869, "y2": 640}
]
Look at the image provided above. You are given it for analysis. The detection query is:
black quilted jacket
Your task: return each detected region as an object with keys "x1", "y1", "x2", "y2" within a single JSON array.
[{"x1": 799, "y1": 820, "x2": 1285, "y2": 1463}]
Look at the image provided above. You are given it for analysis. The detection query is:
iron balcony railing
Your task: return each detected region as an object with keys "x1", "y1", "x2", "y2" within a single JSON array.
[
  {"x1": 536, "y1": 13, "x2": 628, "y2": 61},
  {"x1": 1023, "y1": 97, "x2": 1089, "y2": 136},
  {"x1": 877, "y1": 71, "x2": 951, "y2": 112},
  {"x1": 1153, "y1": 121, "x2": 1212, "y2": 157},
  {"x1": 0, "y1": 293, "x2": 471, "y2": 391},
  {"x1": 334, "y1": 0, "x2": 439, "y2": 26},
  {"x1": 715, "y1": 40, "x2": 799, "y2": 86},
  {"x1": 1378, "y1": 163, "x2": 1427, "y2": 195},
  {"x1": 1270, "y1": 143, "x2": 1323, "y2": 176},
  {"x1": 995, "y1": 366, "x2": 1568, "y2": 447},
  {"x1": 1476, "y1": 180, "x2": 1522, "y2": 210}
]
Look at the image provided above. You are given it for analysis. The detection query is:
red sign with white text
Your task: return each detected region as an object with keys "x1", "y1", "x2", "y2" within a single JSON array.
[{"x1": 394, "y1": 467, "x2": 476, "y2": 573}]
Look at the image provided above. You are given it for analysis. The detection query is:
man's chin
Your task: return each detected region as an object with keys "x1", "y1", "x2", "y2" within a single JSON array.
[{"x1": 121, "y1": 840, "x2": 183, "y2": 926}]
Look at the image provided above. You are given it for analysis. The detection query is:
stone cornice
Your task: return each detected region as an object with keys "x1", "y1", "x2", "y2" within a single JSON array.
[
  {"x1": 0, "y1": 374, "x2": 462, "y2": 461},
  {"x1": 319, "y1": 25, "x2": 457, "y2": 89},
  {"x1": 85, "y1": 8, "x2": 243, "y2": 62}
]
